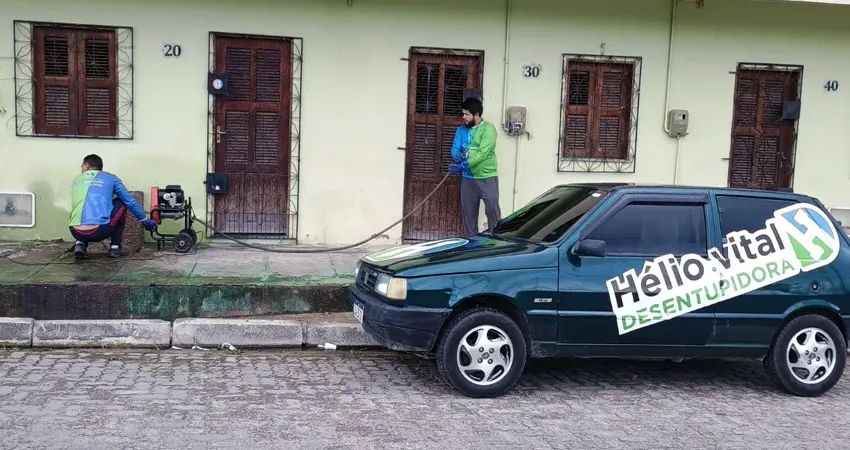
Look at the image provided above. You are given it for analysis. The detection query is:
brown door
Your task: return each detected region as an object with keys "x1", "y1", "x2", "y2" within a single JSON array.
[
  {"x1": 402, "y1": 50, "x2": 483, "y2": 242},
  {"x1": 213, "y1": 35, "x2": 293, "y2": 236},
  {"x1": 728, "y1": 66, "x2": 801, "y2": 190}
]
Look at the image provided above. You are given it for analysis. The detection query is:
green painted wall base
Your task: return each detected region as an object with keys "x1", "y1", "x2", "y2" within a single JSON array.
[{"x1": 0, "y1": 281, "x2": 352, "y2": 321}]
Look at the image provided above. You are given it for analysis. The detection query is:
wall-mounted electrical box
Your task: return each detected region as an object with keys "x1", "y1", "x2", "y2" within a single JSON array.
[
  {"x1": 505, "y1": 106, "x2": 527, "y2": 137},
  {"x1": 0, "y1": 191, "x2": 35, "y2": 228},
  {"x1": 667, "y1": 109, "x2": 689, "y2": 138}
]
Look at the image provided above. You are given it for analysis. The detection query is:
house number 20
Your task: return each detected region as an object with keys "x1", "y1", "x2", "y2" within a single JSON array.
[
  {"x1": 824, "y1": 80, "x2": 839, "y2": 92},
  {"x1": 163, "y1": 43, "x2": 183, "y2": 58}
]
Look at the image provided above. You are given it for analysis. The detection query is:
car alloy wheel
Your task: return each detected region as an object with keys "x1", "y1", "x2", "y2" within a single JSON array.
[
  {"x1": 764, "y1": 313, "x2": 846, "y2": 397},
  {"x1": 455, "y1": 325, "x2": 514, "y2": 386},
  {"x1": 785, "y1": 327, "x2": 837, "y2": 384},
  {"x1": 436, "y1": 307, "x2": 527, "y2": 398}
]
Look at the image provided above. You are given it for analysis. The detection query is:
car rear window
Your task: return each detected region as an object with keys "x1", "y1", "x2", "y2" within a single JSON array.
[
  {"x1": 716, "y1": 195, "x2": 797, "y2": 237},
  {"x1": 586, "y1": 203, "x2": 708, "y2": 256}
]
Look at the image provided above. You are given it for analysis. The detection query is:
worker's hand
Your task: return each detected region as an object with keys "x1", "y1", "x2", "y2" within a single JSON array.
[
  {"x1": 448, "y1": 161, "x2": 465, "y2": 175},
  {"x1": 141, "y1": 219, "x2": 157, "y2": 231}
]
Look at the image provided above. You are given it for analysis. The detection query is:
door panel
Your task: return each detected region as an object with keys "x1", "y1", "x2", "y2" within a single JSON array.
[
  {"x1": 402, "y1": 51, "x2": 483, "y2": 242},
  {"x1": 213, "y1": 36, "x2": 293, "y2": 236},
  {"x1": 557, "y1": 195, "x2": 717, "y2": 351}
]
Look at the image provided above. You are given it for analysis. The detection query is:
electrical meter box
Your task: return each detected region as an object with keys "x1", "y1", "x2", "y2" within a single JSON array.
[
  {"x1": 667, "y1": 109, "x2": 689, "y2": 138},
  {"x1": 505, "y1": 106, "x2": 527, "y2": 136}
]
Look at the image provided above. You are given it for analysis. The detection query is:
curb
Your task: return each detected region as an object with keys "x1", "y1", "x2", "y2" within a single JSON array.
[{"x1": 0, "y1": 317, "x2": 382, "y2": 350}]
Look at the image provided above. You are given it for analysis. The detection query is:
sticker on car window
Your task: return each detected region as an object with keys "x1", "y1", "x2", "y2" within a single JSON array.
[{"x1": 606, "y1": 203, "x2": 841, "y2": 335}]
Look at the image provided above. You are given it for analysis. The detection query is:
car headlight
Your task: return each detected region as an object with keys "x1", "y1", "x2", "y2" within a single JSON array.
[
  {"x1": 354, "y1": 261, "x2": 361, "y2": 277},
  {"x1": 375, "y1": 273, "x2": 407, "y2": 300}
]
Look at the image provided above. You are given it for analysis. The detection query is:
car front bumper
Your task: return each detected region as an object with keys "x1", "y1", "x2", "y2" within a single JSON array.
[{"x1": 347, "y1": 284, "x2": 452, "y2": 352}]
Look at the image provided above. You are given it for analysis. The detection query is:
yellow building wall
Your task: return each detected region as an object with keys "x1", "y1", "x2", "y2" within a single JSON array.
[{"x1": 1, "y1": 0, "x2": 849, "y2": 245}]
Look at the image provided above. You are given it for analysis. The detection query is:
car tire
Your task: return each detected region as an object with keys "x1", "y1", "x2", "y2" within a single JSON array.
[
  {"x1": 436, "y1": 307, "x2": 527, "y2": 398},
  {"x1": 764, "y1": 313, "x2": 846, "y2": 397}
]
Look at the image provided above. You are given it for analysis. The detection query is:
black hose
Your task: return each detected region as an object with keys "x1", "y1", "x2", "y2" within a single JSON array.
[
  {"x1": 192, "y1": 172, "x2": 455, "y2": 253},
  {"x1": 1, "y1": 172, "x2": 455, "y2": 266}
]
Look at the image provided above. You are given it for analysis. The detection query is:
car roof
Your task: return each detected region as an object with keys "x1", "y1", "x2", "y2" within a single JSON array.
[{"x1": 557, "y1": 183, "x2": 815, "y2": 202}]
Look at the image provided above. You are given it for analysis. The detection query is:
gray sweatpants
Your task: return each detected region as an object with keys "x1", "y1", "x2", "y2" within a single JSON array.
[{"x1": 461, "y1": 177, "x2": 501, "y2": 236}]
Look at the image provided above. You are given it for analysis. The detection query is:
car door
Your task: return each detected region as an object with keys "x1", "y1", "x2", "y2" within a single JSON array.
[
  {"x1": 556, "y1": 191, "x2": 718, "y2": 353},
  {"x1": 708, "y1": 193, "x2": 806, "y2": 350}
]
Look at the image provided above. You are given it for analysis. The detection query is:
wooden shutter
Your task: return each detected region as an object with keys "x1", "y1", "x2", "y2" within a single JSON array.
[
  {"x1": 33, "y1": 26, "x2": 117, "y2": 137},
  {"x1": 597, "y1": 63, "x2": 632, "y2": 160},
  {"x1": 78, "y1": 30, "x2": 117, "y2": 137},
  {"x1": 33, "y1": 27, "x2": 75, "y2": 135},
  {"x1": 563, "y1": 61, "x2": 633, "y2": 160},
  {"x1": 564, "y1": 65, "x2": 592, "y2": 158}
]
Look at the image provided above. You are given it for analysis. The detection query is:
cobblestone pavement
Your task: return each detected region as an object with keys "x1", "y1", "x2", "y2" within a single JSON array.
[{"x1": 1, "y1": 349, "x2": 849, "y2": 450}]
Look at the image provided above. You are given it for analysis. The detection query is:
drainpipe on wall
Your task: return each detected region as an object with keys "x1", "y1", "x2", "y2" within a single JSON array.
[
  {"x1": 500, "y1": 0, "x2": 519, "y2": 211},
  {"x1": 664, "y1": 0, "x2": 683, "y2": 185}
]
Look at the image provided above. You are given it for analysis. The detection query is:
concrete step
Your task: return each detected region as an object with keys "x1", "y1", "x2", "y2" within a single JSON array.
[{"x1": 0, "y1": 313, "x2": 379, "y2": 349}]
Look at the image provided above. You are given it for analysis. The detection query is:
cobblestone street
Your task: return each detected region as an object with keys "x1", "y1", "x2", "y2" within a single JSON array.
[{"x1": 1, "y1": 349, "x2": 848, "y2": 449}]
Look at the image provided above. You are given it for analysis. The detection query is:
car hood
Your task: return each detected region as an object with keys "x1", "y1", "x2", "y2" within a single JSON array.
[{"x1": 360, "y1": 235, "x2": 558, "y2": 277}]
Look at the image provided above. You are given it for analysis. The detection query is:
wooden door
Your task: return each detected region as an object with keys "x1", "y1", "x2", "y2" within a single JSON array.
[
  {"x1": 402, "y1": 50, "x2": 483, "y2": 242},
  {"x1": 213, "y1": 36, "x2": 293, "y2": 236},
  {"x1": 728, "y1": 66, "x2": 801, "y2": 190}
]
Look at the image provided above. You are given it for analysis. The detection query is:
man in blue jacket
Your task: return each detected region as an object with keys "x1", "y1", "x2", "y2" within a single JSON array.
[
  {"x1": 68, "y1": 154, "x2": 158, "y2": 259},
  {"x1": 449, "y1": 98, "x2": 500, "y2": 236}
]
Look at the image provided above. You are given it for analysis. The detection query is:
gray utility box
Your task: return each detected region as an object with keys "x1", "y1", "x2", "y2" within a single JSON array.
[{"x1": 667, "y1": 109, "x2": 689, "y2": 138}]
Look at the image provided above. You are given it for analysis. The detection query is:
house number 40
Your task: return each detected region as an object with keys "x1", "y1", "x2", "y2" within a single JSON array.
[{"x1": 824, "y1": 80, "x2": 839, "y2": 91}]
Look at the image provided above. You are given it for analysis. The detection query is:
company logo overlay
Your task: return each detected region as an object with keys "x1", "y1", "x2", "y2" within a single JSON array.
[
  {"x1": 364, "y1": 238, "x2": 469, "y2": 263},
  {"x1": 607, "y1": 203, "x2": 841, "y2": 335}
]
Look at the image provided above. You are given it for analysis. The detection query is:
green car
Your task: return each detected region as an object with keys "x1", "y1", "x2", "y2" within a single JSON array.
[{"x1": 348, "y1": 184, "x2": 850, "y2": 398}]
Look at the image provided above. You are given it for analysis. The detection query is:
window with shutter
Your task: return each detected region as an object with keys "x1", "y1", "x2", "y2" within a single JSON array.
[
  {"x1": 19, "y1": 22, "x2": 127, "y2": 138},
  {"x1": 558, "y1": 55, "x2": 641, "y2": 173}
]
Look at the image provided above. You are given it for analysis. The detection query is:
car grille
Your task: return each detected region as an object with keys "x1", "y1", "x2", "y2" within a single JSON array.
[{"x1": 356, "y1": 264, "x2": 379, "y2": 291}]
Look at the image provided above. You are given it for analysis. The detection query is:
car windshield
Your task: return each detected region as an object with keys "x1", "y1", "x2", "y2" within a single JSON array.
[{"x1": 490, "y1": 185, "x2": 606, "y2": 243}]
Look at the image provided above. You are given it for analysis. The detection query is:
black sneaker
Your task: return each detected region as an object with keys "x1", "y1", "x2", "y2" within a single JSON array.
[
  {"x1": 108, "y1": 246, "x2": 129, "y2": 258},
  {"x1": 74, "y1": 242, "x2": 89, "y2": 260}
]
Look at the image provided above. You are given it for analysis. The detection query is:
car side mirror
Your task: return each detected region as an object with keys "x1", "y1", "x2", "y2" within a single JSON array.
[{"x1": 572, "y1": 239, "x2": 606, "y2": 257}]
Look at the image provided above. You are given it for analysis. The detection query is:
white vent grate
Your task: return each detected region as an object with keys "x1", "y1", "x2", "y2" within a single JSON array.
[{"x1": 0, "y1": 191, "x2": 35, "y2": 228}]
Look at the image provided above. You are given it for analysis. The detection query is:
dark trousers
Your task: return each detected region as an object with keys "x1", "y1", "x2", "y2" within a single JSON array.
[
  {"x1": 69, "y1": 198, "x2": 127, "y2": 247},
  {"x1": 460, "y1": 177, "x2": 501, "y2": 236}
]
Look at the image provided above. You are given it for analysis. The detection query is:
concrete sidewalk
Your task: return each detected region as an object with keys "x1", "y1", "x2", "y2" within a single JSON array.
[
  {"x1": 0, "y1": 312, "x2": 380, "y2": 349},
  {"x1": 0, "y1": 241, "x2": 387, "y2": 321}
]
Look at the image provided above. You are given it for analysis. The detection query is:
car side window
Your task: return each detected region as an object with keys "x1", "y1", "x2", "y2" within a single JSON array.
[
  {"x1": 586, "y1": 203, "x2": 707, "y2": 256},
  {"x1": 716, "y1": 195, "x2": 797, "y2": 237}
]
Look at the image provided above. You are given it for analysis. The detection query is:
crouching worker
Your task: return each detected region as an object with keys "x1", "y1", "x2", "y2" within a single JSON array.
[{"x1": 69, "y1": 154, "x2": 157, "y2": 260}]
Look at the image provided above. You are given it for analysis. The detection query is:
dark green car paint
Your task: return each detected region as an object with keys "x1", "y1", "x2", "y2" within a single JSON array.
[{"x1": 355, "y1": 184, "x2": 850, "y2": 358}]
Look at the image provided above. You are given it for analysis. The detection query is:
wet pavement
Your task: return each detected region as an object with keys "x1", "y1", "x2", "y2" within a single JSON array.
[
  {"x1": 0, "y1": 241, "x2": 373, "y2": 285},
  {"x1": 1, "y1": 348, "x2": 849, "y2": 449},
  {"x1": 0, "y1": 242, "x2": 383, "y2": 320}
]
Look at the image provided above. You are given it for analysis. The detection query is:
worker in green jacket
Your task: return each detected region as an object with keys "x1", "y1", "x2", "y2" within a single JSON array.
[{"x1": 448, "y1": 97, "x2": 501, "y2": 236}]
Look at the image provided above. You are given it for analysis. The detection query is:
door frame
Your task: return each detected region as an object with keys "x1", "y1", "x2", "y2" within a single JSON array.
[
  {"x1": 204, "y1": 31, "x2": 304, "y2": 241},
  {"x1": 726, "y1": 62, "x2": 803, "y2": 191},
  {"x1": 401, "y1": 46, "x2": 485, "y2": 243}
]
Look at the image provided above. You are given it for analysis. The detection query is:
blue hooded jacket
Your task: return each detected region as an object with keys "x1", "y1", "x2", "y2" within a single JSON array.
[{"x1": 450, "y1": 125, "x2": 475, "y2": 179}]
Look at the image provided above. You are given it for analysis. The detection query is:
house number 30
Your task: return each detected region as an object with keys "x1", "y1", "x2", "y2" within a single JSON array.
[
  {"x1": 523, "y1": 65, "x2": 541, "y2": 78},
  {"x1": 824, "y1": 80, "x2": 839, "y2": 92}
]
